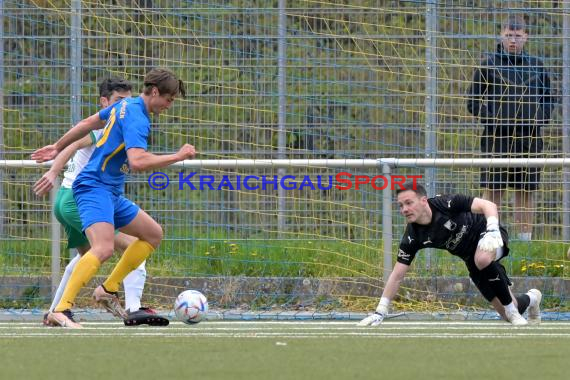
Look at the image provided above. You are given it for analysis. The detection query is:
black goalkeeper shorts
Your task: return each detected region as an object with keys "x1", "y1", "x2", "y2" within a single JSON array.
[{"x1": 465, "y1": 227, "x2": 511, "y2": 302}]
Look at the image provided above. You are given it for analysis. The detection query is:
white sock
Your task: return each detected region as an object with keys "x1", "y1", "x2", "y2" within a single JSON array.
[
  {"x1": 123, "y1": 261, "x2": 146, "y2": 312},
  {"x1": 49, "y1": 253, "x2": 81, "y2": 312},
  {"x1": 375, "y1": 297, "x2": 390, "y2": 314},
  {"x1": 504, "y1": 302, "x2": 518, "y2": 314},
  {"x1": 526, "y1": 291, "x2": 538, "y2": 306}
]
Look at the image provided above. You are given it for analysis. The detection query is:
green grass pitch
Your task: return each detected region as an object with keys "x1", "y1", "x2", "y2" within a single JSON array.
[{"x1": 1, "y1": 321, "x2": 569, "y2": 380}]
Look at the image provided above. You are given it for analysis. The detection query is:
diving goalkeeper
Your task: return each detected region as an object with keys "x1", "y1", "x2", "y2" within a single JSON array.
[{"x1": 358, "y1": 181, "x2": 541, "y2": 327}]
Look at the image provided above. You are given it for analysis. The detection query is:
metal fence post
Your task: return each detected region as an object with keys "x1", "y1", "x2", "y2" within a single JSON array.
[
  {"x1": 70, "y1": 0, "x2": 82, "y2": 126},
  {"x1": 382, "y1": 164, "x2": 393, "y2": 282},
  {"x1": 0, "y1": 0, "x2": 5, "y2": 237},
  {"x1": 562, "y1": 0, "x2": 570, "y2": 241},
  {"x1": 277, "y1": 0, "x2": 287, "y2": 236},
  {"x1": 424, "y1": 0, "x2": 438, "y2": 269}
]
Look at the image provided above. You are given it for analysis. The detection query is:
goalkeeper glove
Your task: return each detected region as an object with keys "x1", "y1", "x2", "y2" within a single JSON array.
[
  {"x1": 356, "y1": 301, "x2": 389, "y2": 327},
  {"x1": 357, "y1": 312, "x2": 385, "y2": 327},
  {"x1": 477, "y1": 216, "x2": 503, "y2": 252}
]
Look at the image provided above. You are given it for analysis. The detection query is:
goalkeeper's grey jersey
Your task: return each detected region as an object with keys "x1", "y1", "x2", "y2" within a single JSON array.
[{"x1": 397, "y1": 194, "x2": 488, "y2": 265}]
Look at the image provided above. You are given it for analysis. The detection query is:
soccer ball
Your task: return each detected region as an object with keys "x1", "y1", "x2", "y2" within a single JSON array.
[{"x1": 174, "y1": 290, "x2": 208, "y2": 324}]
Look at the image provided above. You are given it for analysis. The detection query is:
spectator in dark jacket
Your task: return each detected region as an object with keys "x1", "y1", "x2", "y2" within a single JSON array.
[{"x1": 467, "y1": 14, "x2": 554, "y2": 242}]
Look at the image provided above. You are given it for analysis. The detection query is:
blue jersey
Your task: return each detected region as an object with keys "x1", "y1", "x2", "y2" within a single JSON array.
[{"x1": 75, "y1": 97, "x2": 150, "y2": 194}]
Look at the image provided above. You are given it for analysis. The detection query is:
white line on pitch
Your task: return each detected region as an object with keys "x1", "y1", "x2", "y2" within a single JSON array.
[
  {"x1": 1, "y1": 332, "x2": 570, "y2": 338},
  {"x1": 2, "y1": 326, "x2": 570, "y2": 332},
  {"x1": 3, "y1": 321, "x2": 570, "y2": 327}
]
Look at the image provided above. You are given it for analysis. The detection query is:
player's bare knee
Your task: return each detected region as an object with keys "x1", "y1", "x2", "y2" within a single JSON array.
[
  {"x1": 474, "y1": 251, "x2": 493, "y2": 270},
  {"x1": 145, "y1": 225, "x2": 163, "y2": 248},
  {"x1": 92, "y1": 246, "x2": 114, "y2": 262}
]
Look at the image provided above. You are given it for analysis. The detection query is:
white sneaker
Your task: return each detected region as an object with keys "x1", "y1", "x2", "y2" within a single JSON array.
[
  {"x1": 505, "y1": 309, "x2": 528, "y2": 326},
  {"x1": 527, "y1": 289, "x2": 542, "y2": 325}
]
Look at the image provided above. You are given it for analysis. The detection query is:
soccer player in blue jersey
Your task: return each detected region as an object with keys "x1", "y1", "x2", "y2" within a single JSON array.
[
  {"x1": 33, "y1": 68, "x2": 195, "y2": 328},
  {"x1": 33, "y1": 78, "x2": 169, "y2": 327}
]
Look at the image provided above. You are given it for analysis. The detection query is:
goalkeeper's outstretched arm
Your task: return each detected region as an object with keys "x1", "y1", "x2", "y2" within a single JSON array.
[{"x1": 357, "y1": 262, "x2": 410, "y2": 326}]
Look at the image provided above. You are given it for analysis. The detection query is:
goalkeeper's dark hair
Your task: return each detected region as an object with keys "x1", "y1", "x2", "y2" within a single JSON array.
[
  {"x1": 99, "y1": 77, "x2": 133, "y2": 99},
  {"x1": 143, "y1": 67, "x2": 186, "y2": 98},
  {"x1": 395, "y1": 181, "x2": 427, "y2": 197}
]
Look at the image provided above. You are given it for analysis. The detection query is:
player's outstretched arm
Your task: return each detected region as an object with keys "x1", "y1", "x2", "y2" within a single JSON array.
[
  {"x1": 32, "y1": 113, "x2": 105, "y2": 162},
  {"x1": 357, "y1": 262, "x2": 409, "y2": 327},
  {"x1": 33, "y1": 135, "x2": 93, "y2": 197},
  {"x1": 126, "y1": 144, "x2": 196, "y2": 172}
]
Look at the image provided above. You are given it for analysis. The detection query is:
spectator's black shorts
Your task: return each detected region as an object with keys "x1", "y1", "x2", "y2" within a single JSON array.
[
  {"x1": 480, "y1": 129, "x2": 543, "y2": 191},
  {"x1": 465, "y1": 226, "x2": 511, "y2": 302}
]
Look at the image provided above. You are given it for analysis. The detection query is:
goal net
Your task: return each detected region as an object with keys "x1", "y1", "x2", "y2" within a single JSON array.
[{"x1": 0, "y1": 0, "x2": 567, "y2": 319}]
